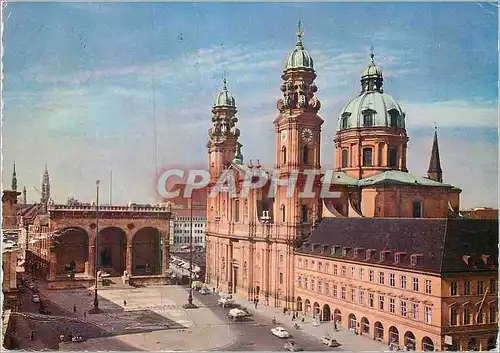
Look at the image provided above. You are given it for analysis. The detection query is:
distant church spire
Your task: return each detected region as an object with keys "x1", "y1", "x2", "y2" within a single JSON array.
[
  {"x1": 41, "y1": 163, "x2": 51, "y2": 204},
  {"x1": 427, "y1": 125, "x2": 443, "y2": 183},
  {"x1": 11, "y1": 162, "x2": 17, "y2": 191},
  {"x1": 23, "y1": 186, "x2": 27, "y2": 204}
]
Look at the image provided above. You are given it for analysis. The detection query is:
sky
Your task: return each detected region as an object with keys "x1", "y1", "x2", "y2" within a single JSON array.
[{"x1": 2, "y1": 2, "x2": 498, "y2": 209}]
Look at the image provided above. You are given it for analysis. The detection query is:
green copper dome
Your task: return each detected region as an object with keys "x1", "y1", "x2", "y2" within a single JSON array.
[
  {"x1": 214, "y1": 78, "x2": 236, "y2": 107},
  {"x1": 284, "y1": 21, "x2": 314, "y2": 71}
]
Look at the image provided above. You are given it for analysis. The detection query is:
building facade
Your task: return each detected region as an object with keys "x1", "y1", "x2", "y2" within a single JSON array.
[
  {"x1": 294, "y1": 218, "x2": 498, "y2": 351},
  {"x1": 170, "y1": 204, "x2": 207, "y2": 250},
  {"x1": 205, "y1": 23, "x2": 498, "y2": 351}
]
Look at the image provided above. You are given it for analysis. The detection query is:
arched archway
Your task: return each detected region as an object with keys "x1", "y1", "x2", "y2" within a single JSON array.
[
  {"x1": 334, "y1": 309, "x2": 342, "y2": 324},
  {"x1": 304, "y1": 299, "x2": 311, "y2": 314},
  {"x1": 132, "y1": 227, "x2": 161, "y2": 275},
  {"x1": 468, "y1": 338, "x2": 477, "y2": 351},
  {"x1": 404, "y1": 331, "x2": 416, "y2": 351},
  {"x1": 422, "y1": 337, "x2": 434, "y2": 351},
  {"x1": 361, "y1": 317, "x2": 370, "y2": 335},
  {"x1": 55, "y1": 228, "x2": 89, "y2": 275},
  {"x1": 348, "y1": 313, "x2": 357, "y2": 330},
  {"x1": 322, "y1": 304, "x2": 331, "y2": 322},
  {"x1": 488, "y1": 337, "x2": 497, "y2": 351},
  {"x1": 374, "y1": 321, "x2": 384, "y2": 341},
  {"x1": 313, "y1": 302, "x2": 320, "y2": 318},
  {"x1": 389, "y1": 326, "x2": 400, "y2": 346},
  {"x1": 296, "y1": 297, "x2": 303, "y2": 312},
  {"x1": 98, "y1": 227, "x2": 127, "y2": 276}
]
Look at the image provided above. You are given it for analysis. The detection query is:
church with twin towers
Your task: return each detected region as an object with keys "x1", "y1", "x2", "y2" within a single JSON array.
[{"x1": 205, "y1": 21, "x2": 460, "y2": 303}]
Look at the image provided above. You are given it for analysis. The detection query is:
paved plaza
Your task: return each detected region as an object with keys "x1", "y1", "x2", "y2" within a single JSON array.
[{"x1": 39, "y1": 285, "x2": 235, "y2": 351}]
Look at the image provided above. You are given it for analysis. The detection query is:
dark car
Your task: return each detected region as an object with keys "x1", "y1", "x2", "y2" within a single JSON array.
[{"x1": 284, "y1": 341, "x2": 303, "y2": 351}]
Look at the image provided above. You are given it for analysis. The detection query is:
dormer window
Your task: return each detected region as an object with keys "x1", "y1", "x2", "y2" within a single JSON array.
[
  {"x1": 354, "y1": 247, "x2": 364, "y2": 257},
  {"x1": 380, "y1": 250, "x2": 390, "y2": 262},
  {"x1": 411, "y1": 254, "x2": 423, "y2": 266},
  {"x1": 340, "y1": 113, "x2": 350, "y2": 130},
  {"x1": 394, "y1": 252, "x2": 407, "y2": 264},
  {"x1": 363, "y1": 113, "x2": 374, "y2": 127},
  {"x1": 342, "y1": 247, "x2": 349, "y2": 257},
  {"x1": 389, "y1": 109, "x2": 399, "y2": 127},
  {"x1": 366, "y1": 249, "x2": 376, "y2": 260}
]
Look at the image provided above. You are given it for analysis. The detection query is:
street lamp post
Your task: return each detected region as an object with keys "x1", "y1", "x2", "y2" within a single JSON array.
[
  {"x1": 89, "y1": 180, "x2": 101, "y2": 314},
  {"x1": 183, "y1": 198, "x2": 197, "y2": 309}
]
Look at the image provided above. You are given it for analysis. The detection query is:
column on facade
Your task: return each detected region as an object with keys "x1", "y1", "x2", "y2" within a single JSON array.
[
  {"x1": 374, "y1": 142, "x2": 379, "y2": 168},
  {"x1": 125, "y1": 244, "x2": 133, "y2": 275},
  {"x1": 398, "y1": 144, "x2": 404, "y2": 169},
  {"x1": 161, "y1": 232, "x2": 169, "y2": 275},
  {"x1": 88, "y1": 244, "x2": 96, "y2": 277},
  {"x1": 402, "y1": 145, "x2": 407, "y2": 170}
]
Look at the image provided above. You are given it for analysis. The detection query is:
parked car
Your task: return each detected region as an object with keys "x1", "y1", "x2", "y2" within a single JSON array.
[
  {"x1": 31, "y1": 294, "x2": 40, "y2": 303},
  {"x1": 218, "y1": 297, "x2": 235, "y2": 307},
  {"x1": 284, "y1": 340, "x2": 303, "y2": 351},
  {"x1": 199, "y1": 288, "x2": 210, "y2": 295},
  {"x1": 271, "y1": 326, "x2": 290, "y2": 338},
  {"x1": 71, "y1": 335, "x2": 86, "y2": 342},
  {"x1": 320, "y1": 336, "x2": 341, "y2": 347}
]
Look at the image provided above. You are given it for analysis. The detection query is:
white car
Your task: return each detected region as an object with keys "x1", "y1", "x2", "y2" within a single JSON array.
[
  {"x1": 199, "y1": 288, "x2": 210, "y2": 295},
  {"x1": 271, "y1": 326, "x2": 290, "y2": 338},
  {"x1": 32, "y1": 294, "x2": 40, "y2": 303},
  {"x1": 218, "y1": 297, "x2": 235, "y2": 307}
]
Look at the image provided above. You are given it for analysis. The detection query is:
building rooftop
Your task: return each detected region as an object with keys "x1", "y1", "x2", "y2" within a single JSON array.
[{"x1": 297, "y1": 218, "x2": 498, "y2": 274}]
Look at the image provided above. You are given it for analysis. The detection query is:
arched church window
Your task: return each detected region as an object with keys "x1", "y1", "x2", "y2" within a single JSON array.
[
  {"x1": 234, "y1": 199, "x2": 240, "y2": 222},
  {"x1": 388, "y1": 146, "x2": 398, "y2": 168},
  {"x1": 303, "y1": 146, "x2": 309, "y2": 164},
  {"x1": 302, "y1": 205, "x2": 309, "y2": 222},
  {"x1": 412, "y1": 201, "x2": 422, "y2": 218},
  {"x1": 341, "y1": 149, "x2": 349, "y2": 168},
  {"x1": 362, "y1": 148, "x2": 373, "y2": 167},
  {"x1": 281, "y1": 204, "x2": 286, "y2": 223},
  {"x1": 282, "y1": 146, "x2": 287, "y2": 165}
]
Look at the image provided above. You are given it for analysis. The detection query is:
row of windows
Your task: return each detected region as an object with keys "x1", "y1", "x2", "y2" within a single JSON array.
[
  {"x1": 298, "y1": 277, "x2": 432, "y2": 323},
  {"x1": 175, "y1": 223, "x2": 205, "y2": 228},
  {"x1": 176, "y1": 217, "x2": 206, "y2": 222},
  {"x1": 173, "y1": 236, "x2": 204, "y2": 244},
  {"x1": 339, "y1": 111, "x2": 400, "y2": 130},
  {"x1": 174, "y1": 229, "x2": 205, "y2": 234},
  {"x1": 450, "y1": 305, "x2": 497, "y2": 326},
  {"x1": 341, "y1": 146, "x2": 398, "y2": 169},
  {"x1": 450, "y1": 279, "x2": 497, "y2": 296},
  {"x1": 297, "y1": 263, "x2": 431, "y2": 294}
]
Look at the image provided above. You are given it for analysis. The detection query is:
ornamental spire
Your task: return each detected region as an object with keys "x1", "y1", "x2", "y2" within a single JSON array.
[
  {"x1": 296, "y1": 20, "x2": 304, "y2": 48},
  {"x1": 427, "y1": 125, "x2": 443, "y2": 183},
  {"x1": 11, "y1": 162, "x2": 17, "y2": 191}
]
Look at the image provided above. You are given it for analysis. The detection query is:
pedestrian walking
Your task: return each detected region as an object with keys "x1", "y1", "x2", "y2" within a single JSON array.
[
  {"x1": 123, "y1": 299, "x2": 127, "y2": 307},
  {"x1": 334, "y1": 321, "x2": 338, "y2": 332},
  {"x1": 83, "y1": 311, "x2": 87, "y2": 318},
  {"x1": 30, "y1": 331, "x2": 36, "y2": 341},
  {"x1": 73, "y1": 305, "x2": 76, "y2": 313},
  {"x1": 283, "y1": 307, "x2": 286, "y2": 315}
]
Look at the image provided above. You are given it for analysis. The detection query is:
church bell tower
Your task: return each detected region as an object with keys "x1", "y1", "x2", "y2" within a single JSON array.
[{"x1": 274, "y1": 22, "x2": 323, "y2": 235}]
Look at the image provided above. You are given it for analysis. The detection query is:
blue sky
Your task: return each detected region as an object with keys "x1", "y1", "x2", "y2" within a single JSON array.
[{"x1": 2, "y1": 2, "x2": 498, "y2": 208}]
